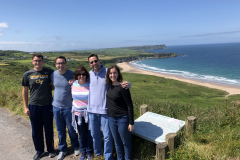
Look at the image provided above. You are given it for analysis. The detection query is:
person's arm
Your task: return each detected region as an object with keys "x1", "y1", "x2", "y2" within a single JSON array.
[
  {"x1": 50, "y1": 72, "x2": 55, "y2": 90},
  {"x1": 120, "y1": 81, "x2": 131, "y2": 89},
  {"x1": 22, "y1": 86, "x2": 30, "y2": 116},
  {"x1": 120, "y1": 87, "x2": 134, "y2": 132},
  {"x1": 50, "y1": 82, "x2": 55, "y2": 90}
]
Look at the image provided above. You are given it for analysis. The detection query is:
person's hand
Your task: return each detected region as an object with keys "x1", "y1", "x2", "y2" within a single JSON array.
[
  {"x1": 120, "y1": 81, "x2": 129, "y2": 89},
  {"x1": 128, "y1": 124, "x2": 134, "y2": 132},
  {"x1": 50, "y1": 82, "x2": 55, "y2": 90},
  {"x1": 69, "y1": 79, "x2": 74, "y2": 85},
  {"x1": 24, "y1": 107, "x2": 30, "y2": 116}
]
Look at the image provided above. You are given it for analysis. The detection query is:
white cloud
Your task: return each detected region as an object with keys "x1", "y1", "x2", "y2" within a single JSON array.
[
  {"x1": 0, "y1": 40, "x2": 93, "y2": 52},
  {"x1": 0, "y1": 22, "x2": 9, "y2": 28},
  {"x1": 0, "y1": 33, "x2": 3, "y2": 37},
  {"x1": 179, "y1": 30, "x2": 240, "y2": 38},
  {"x1": 55, "y1": 36, "x2": 62, "y2": 40},
  {"x1": 0, "y1": 41, "x2": 44, "y2": 45},
  {"x1": 15, "y1": 30, "x2": 22, "y2": 33},
  {"x1": 0, "y1": 41, "x2": 53, "y2": 52}
]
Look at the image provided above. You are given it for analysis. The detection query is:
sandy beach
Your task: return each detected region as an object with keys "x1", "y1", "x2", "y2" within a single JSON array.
[{"x1": 117, "y1": 62, "x2": 240, "y2": 96}]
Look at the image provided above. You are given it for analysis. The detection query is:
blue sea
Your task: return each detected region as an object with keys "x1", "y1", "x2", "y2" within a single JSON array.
[{"x1": 130, "y1": 42, "x2": 240, "y2": 88}]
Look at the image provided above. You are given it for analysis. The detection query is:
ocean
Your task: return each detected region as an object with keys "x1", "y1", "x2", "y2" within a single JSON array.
[{"x1": 130, "y1": 42, "x2": 240, "y2": 87}]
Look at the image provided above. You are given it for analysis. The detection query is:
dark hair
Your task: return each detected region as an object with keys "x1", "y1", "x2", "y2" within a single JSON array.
[
  {"x1": 55, "y1": 56, "x2": 66, "y2": 63},
  {"x1": 106, "y1": 65, "x2": 123, "y2": 84},
  {"x1": 32, "y1": 53, "x2": 43, "y2": 60},
  {"x1": 88, "y1": 54, "x2": 99, "y2": 62},
  {"x1": 73, "y1": 65, "x2": 89, "y2": 80}
]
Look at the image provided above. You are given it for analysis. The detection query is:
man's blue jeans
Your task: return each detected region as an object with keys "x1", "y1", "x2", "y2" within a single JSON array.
[
  {"x1": 89, "y1": 113, "x2": 113, "y2": 160},
  {"x1": 53, "y1": 107, "x2": 79, "y2": 152},
  {"x1": 29, "y1": 105, "x2": 55, "y2": 154},
  {"x1": 109, "y1": 115, "x2": 132, "y2": 160}
]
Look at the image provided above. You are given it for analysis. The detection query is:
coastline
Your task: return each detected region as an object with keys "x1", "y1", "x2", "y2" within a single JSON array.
[{"x1": 117, "y1": 62, "x2": 240, "y2": 96}]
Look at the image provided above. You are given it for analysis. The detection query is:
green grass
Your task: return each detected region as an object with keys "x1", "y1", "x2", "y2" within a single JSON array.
[
  {"x1": 10, "y1": 59, "x2": 32, "y2": 63},
  {"x1": 0, "y1": 63, "x2": 9, "y2": 65},
  {"x1": 117, "y1": 72, "x2": 240, "y2": 159}
]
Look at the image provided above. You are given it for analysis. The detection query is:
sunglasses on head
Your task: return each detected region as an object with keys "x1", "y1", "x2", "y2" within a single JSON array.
[
  {"x1": 89, "y1": 60, "x2": 99, "y2": 64},
  {"x1": 77, "y1": 73, "x2": 86, "y2": 76}
]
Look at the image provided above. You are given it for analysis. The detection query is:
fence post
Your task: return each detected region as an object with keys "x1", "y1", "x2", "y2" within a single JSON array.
[
  {"x1": 185, "y1": 116, "x2": 196, "y2": 135},
  {"x1": 140, "y1": 104, "x2": 148, "y2": 116},
  {"x1": 165, "y1": 133, "x2": 177, "y2": 151},
  {"x1": 156, "y1": 142, "x2": 168, "y2": 160}
]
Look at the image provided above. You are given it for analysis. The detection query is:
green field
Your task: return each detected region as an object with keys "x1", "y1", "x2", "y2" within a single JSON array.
[
  {"x1": 0, "y1": 63, "x2": 9, "y2": 65},
  {"x1": 1, "y1": 48, "x2": 240, "y2": 159},
  {"x1": 11, "y1": 59, "x2": 32, "y2": 63}
]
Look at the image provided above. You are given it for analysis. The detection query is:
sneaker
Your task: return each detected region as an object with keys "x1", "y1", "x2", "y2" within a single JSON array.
[
  {"x1": 93, "y1": 155, "x2": 101, "y2": 160},
  {"x1": 48, "y1": 151, "x2": 56, "y2": 158},
  {"x1": 33, "y1": 152, "x2": 44, "y2": 160},
  {"x1": 87, "y1": 154, "x2": 94, "y2": 160},
  {"x1": 57, "y1": 151, "x2": 67, "y2": 160},
  {"x1": 74, "y1": 148, "x2": 80, "y2": 156},
  {"x1": 79, "y1": 153, "x2": 86, "y2": 160}
]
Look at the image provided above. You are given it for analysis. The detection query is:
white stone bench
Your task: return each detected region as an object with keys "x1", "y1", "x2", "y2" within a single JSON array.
[{"x1": 132, "y1": 105, "x2": 196, "y2": 160}]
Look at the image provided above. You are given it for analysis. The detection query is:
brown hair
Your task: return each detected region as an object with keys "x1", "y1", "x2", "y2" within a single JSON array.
[
  {"x1": 55, "y1": 56, "x2": 66, "y2": 63},
  {"x1": 88, "y1": 54, "x2": 99, "y2": 62},
  {"x1": 106, "y1": 65, "x2": 123, "y2": 84},
  {"x1": 32, "y1": 53, "x2": 43, "y2": 60},
  {"x1": 73, "y1": 65, "x2": 89, "y2": 80}
]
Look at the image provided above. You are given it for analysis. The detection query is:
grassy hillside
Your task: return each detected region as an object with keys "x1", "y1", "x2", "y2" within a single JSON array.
[
  {"x1": 123, "y1": 72, "x2": 240, "y2": 159},
  {"x1": 1, "y1": 48, "x2": 240, "y2": 159}
]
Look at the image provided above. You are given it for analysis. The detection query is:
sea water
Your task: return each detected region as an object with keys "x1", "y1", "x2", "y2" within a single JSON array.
[{"x1": 130, "y1": 42, "x2": 240, "y2": 87}]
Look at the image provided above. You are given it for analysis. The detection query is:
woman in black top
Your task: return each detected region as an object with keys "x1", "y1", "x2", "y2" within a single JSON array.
[{"x1": 106, "y1": 65, "x2": 134, "y2": 160}]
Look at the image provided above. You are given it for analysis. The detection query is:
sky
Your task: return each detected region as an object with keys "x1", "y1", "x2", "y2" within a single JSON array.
[{"x1": 0, "y1": 0, "x2": 240, "y2": 52}]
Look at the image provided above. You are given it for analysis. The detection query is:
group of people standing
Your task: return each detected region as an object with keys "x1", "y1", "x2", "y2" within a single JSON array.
[{"x1": 22, "y1": 53, "x2": 134, "y2": 160}]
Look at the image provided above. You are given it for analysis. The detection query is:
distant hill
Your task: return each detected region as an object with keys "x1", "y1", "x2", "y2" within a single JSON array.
[
  {"x1": 119, "y1": 44, "x2": 167, "y2": 51},
  {"x1": 0, "y1": 44, "x2": 169, "y2": 60}
]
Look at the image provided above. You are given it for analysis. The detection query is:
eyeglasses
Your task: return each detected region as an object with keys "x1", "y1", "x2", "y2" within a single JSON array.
[
  {"x1": 77, "y1": 73, "x2": 86, "y2": 76},
  {"x1": 89, "y1": 60, "x2": 98, "y2": 64},
  {"x1": 56, "y1": 62, "x2": 66, "y2": 65},
  {"x1": 33, "y1": 60, "x2": 42, "y2": 62}
]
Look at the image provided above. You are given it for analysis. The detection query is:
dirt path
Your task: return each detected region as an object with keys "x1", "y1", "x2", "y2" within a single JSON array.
[{"x1": 0, "y1": 108, "x2": 79, "y2": 160}]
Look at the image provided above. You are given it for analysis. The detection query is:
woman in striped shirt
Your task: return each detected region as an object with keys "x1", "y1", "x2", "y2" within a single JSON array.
[{"x1": 71, "y1": 65, "x2": 93, "y2": 160}]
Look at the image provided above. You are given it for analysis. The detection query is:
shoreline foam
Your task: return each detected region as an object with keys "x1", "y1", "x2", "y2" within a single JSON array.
[{"x1": 117, "y1": 62, "x2": 240, "y2": 96}]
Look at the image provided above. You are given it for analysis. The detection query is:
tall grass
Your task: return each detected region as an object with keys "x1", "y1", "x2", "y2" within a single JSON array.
[
  {"x1": 0, "y1": 74, "x2": 24, "y2": 114},
  {"x1": 121, "y1": 72, "x2": 240, "y2": 159}
]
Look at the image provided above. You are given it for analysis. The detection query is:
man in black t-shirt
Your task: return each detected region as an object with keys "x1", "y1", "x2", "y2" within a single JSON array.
[{"x1": 22, "y1": 53, "x2": 55, "y2": 160}]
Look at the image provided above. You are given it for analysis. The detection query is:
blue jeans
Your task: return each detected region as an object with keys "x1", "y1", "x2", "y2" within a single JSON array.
[
  {"x1": 29, "y1": 105, "x2": 54, "y2": 154},
  {"x1": 53, "y1": 107, "x2": 79, "y2": 152},
  {"x1": 89, "y1": 113, "x2": 113, "y2": 160},
  {"x1": 109, "y1": 116, "x2": 132, "y2": 160},
  {"x1": 76, "y1": 116, "x2": 93, "y2": 155}
]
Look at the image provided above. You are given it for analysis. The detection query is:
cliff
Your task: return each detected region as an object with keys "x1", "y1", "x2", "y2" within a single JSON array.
[{"x1": 100, "y1": 53, "x2": 177, "y2": 64}]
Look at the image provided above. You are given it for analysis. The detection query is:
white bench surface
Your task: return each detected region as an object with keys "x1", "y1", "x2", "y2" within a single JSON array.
[{"x1": 132, "y1": 112, "x2": 185, "y2": 144}]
